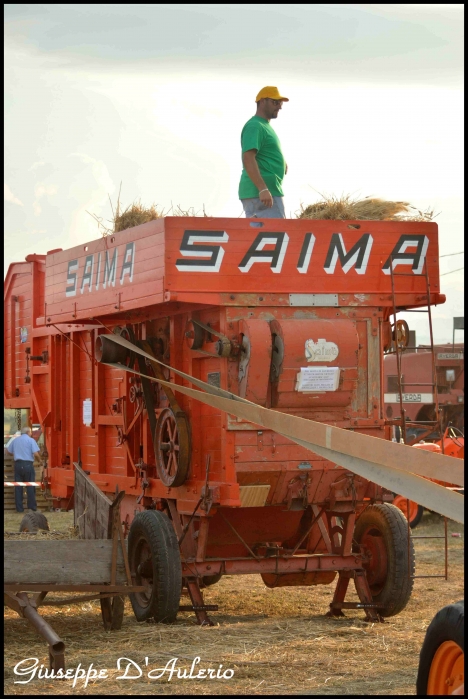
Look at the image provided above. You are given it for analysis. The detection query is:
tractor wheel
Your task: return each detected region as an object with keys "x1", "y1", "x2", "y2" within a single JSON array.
[
  {"x1": 353, "y1": 503, "x2": 414, "y2": 617},
  {"x1": 416, "y1": 601, "x2": 464, "y2": 695},
  {"x1": 19, "y1": 512, "x2": 49, "y2": 533},
  {"x1": 128, "y1": 510, "x2": 181, "y2": 623},
  {"x1": 392, "y1": 495, "x2": 424, "y2": 529},
  {"x1": 100, "y1": 595, "x2": 125, "y2": 631}
]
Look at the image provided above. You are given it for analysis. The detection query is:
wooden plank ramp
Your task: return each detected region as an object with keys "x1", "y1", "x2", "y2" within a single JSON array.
[{"x1": 4, "y1": 539, "x2": 128, "y2": 585}]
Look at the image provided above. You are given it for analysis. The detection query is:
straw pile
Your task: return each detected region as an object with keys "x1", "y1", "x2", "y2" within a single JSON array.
[
  {"x1": 88, "y1": 184, "x2": 209, "y2": 236},
  {"x1": 296, "y1": 193, "x2": 436, "y2": 222}
]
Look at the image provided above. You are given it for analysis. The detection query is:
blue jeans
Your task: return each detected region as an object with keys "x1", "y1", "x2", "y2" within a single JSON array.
[
  {"x1": 14, "y1": 460, "x2": 37, "y2": 512},
  {"x1": 241, "y1": 196, "x2": 286, "y2": 219}
]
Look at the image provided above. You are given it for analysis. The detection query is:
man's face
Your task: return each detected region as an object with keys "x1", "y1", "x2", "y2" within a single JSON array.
[{"x1": 263, "y1": 98, "x2": 284, "y2": 119}]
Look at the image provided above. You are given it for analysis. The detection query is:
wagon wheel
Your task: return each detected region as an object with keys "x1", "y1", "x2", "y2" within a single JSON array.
[
  {"x1": 392, "y1": 495, "x2": 424, "y2": 529},
  {"x1": 416, "y1": 600, "x2": 464, "y2": 695},
  {"x1": 392, "y1": 319, "x2": 410, "y2": 348},
  {"x1": 155, "y1": 407, "x2": 190, "y2": 487},
  {"x1": 353, "y1": 503, "x2": 414, "y2": 617},
  {"x1": 128, "y1": 510, "x2": 181, "y2": 623},
  {"x1": 100, "y1": 594, "x2": 125, "y2": 630}
]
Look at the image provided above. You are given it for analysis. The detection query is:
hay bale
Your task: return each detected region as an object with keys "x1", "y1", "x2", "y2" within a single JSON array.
[
  {"x1": 114, "y1": 200, "x2": 161, "y2": 232},
  {"x1": 297, "y1": 194, "x2": 435, "y2": 222}
]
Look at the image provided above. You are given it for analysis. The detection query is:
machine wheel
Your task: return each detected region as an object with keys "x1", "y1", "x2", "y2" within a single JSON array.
[
  {"x1": 128, "y1": 510, "x2": 181, "y2": 623},
  {"x1": 416, "y1": 601, "x2": 464, "y2": 695},
  {"x1": 155, "y1": 408, "x2": 190, "y2": 487},
  {"x1": 353, "y1": 503, "x2": 414, "y2": 617},
  {"x1": 392, "y1": 495, "x2": 424, "y2": 529},
  {"x1": 100, "y1": 595, "x2": 125, "y2": 631},
  {"x1": 19, "y1": 512, "x2": 49, "y2": 533}
]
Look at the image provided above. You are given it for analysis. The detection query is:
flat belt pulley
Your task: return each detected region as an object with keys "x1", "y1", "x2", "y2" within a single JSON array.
[
  {"x1": 96, "y1": 327, "x2": 190, "y2": 488},
  {"x1": 137, "y1": 338, "x2": 191, "y2": 488}
]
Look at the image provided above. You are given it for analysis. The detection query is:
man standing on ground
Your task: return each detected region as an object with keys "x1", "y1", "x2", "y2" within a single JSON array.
[
  {"x1": 239, "y1": 86, "x2": 289, "y2": 219},
  {"x1": 7, "y1": 426, "x2": 40, "y2": 513}
]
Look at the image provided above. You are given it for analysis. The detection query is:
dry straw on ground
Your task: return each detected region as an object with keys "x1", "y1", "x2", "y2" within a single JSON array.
[
  {"x1": 4, "y1": 510, "x2": 464, "y2": 696},
  {"x1": 296, "y1": 193, "x2": 436, "y2": 222}
]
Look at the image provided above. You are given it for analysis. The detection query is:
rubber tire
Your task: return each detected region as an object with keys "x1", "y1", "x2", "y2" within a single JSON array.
[
  {"x1": 128, "y1": 510, "x2": 181, "y2": 623},
  {"x1": 409, "y1": 505, "x2": 424, "y2": 529},
  {"x1": 19, "y1": 511, "x2": 49, "y2": 533},
  {"x1": 393, "y1": 495, "x2": 424, "y2": 529},
  {"x1": 100, "y1": 595, "x2": 125, "y2": 631},
  {"x1": 353, "y1": 503, "x2": 415, "y2": 617},
  {"x1": 416, "y1": 601, "x2": 464, "y2": 695}
]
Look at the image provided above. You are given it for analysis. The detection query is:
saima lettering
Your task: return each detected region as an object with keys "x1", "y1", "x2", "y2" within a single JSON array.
[{"x1": 64, "y1": 230, "x2": 430, "y2": 295}]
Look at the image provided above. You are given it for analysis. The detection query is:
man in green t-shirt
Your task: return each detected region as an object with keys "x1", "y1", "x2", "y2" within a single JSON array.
[{"x1": 238, "y1": 86, "x2": 289, "y2": 219}]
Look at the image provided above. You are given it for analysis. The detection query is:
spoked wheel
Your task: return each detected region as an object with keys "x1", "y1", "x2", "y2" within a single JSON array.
[
  {"x1": 128, "y1": 510, "x2": 181, "y2": 623},
  {"x1": 100, "y1": 594, "x2": 125, "y2": 630},
  {"x1": 416, "y1": 601, "x2": 464, "y2": 695},
  {"x1": 392, "y1": 495, "x2": 424, "y2": 529},
  {"x1": 392, "y1": 319, "x2": 410, "y2": 348},
  {"x1": 353, "y1": 503, "x2": 415, "y2": 617},
  {"x1": 155, "y1": 407, "x2": 190, "y2": 487}
]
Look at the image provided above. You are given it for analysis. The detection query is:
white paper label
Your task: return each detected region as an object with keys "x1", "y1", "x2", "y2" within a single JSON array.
[
  {"x1": 83, "y1": 399, "x2": 92, "y2": 426},
  {"x1": 384, "y1": 393, "x2": 434, "y2": 404},
  {"x1": 305, "y1": 338, "x2": 339, "y2": 362},
  {"x1": 437, "y1": 353, "x2": 463, "y2": 360},
  {"x1": 296, "y1": 366, "x2": 340, "y2": 392}
]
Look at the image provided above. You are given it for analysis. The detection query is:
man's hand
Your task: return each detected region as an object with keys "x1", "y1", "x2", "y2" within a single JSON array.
[
  {"x1": 259, "y1": 188, "x2": 273, "y2": 208},
  {"x1": 242, "y1": 150, "x2": 274, "y2": 207}
]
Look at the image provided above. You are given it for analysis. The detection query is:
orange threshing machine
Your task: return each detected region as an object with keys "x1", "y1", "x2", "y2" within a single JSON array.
[{"x1": 4, "y1": 217, "x2": 444, "y2": 625}]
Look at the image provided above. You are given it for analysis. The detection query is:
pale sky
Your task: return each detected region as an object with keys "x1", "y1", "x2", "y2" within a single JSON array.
[{"x1": 4, "y1": 4, "x2": 464, "y2": 344}]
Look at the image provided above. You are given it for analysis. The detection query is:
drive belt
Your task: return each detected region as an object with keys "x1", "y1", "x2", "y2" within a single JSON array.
[{"x1": 100, "y1": 333, "x2": 464, "y2": 524}]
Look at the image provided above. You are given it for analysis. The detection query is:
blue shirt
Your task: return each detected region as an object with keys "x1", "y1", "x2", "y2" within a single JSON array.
[{"x1": 7, "y1": 434, "x2": 40, "y2": 461}]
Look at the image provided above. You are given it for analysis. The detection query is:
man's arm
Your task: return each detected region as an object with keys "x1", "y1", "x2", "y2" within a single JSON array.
[{"x1": 242, "y1": 150, "x2": 273, "y2": 208}]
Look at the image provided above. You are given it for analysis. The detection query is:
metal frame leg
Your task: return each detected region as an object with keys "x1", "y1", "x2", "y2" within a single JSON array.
[{"x1": 184, "y1": 578, "x2": 214, "y2": 626}]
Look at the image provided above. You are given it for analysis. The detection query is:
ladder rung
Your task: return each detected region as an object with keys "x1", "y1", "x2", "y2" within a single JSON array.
[
  {"x1": 390, "y1": 272, "x2": 429, "y2": 278},
  {"x1": 402, "y1": 383, "x2": 435, "y2": 386}
]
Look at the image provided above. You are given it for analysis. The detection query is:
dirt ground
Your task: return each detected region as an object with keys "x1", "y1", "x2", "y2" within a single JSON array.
[{"x1": 4, "y1": 509, "x2": 464, "y2": 695}]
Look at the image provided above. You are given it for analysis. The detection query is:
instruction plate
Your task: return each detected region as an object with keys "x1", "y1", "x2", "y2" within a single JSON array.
[{"x1": 296, "y1": 367, "x2": 340, "y2": 392}]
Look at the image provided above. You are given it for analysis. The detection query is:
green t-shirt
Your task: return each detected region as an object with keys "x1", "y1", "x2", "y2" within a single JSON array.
[{"x1": 238, "y1": 116, "x2": 286, "y2": 199}]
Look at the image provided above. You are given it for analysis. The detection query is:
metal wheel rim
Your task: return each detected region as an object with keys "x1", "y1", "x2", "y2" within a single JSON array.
[
  {"x1": 360, "y1": 525, "x2": 388, "y2": 593},
  {"x1": 427, "y1": 641, "x2": 464, "y2": 695},
  {"x1": 156, "y1": 408, "x2": 183, "y2": 485},
  {"x1": 133, "y1": 535, "x2": 154, "y2": 608}
]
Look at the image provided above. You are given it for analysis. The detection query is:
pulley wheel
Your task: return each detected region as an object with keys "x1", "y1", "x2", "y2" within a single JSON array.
[
  {"x1": 392, "y1": 319, "x2": 410, "y2": 348},
  {"x1": 155, "y1": 408, "x2": 190, "y2": 487},
  {"x1": 185, "y1": 320, "x2": 205, "y2": 350}
]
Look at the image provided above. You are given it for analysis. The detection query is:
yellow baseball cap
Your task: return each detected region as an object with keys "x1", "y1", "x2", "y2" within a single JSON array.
[{"x1": 255, "y1": 86, "x2": 289, "y2": 102}]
